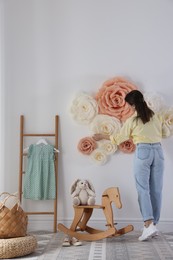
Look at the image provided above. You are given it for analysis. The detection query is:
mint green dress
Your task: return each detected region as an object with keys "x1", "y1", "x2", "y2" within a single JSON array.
[{"x1": 23, "y1": 144, "x2": 56, "y2": 200}]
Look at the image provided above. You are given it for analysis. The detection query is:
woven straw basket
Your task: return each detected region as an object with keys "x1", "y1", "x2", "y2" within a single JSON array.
[
  {"x1": 0, "y1": 192, "x2": 28, "y2": 238},
  {"x1": 0, "y1": 235, "x2": 37, "y2": 259}
]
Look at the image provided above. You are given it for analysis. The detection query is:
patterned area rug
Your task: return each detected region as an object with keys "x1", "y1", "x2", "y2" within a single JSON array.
[{"x1": 18, "y1": 231, "x2": 173, "y2": 260}]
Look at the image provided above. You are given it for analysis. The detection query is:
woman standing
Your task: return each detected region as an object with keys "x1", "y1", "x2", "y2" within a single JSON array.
[{"x1": 93, "y1": 90, "x2": 164, "y2": 241}]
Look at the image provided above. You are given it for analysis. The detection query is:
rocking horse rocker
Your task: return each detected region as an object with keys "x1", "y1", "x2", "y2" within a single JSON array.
[{"x1": 58, "y1": 187, "x2": 134, "y2": 241}]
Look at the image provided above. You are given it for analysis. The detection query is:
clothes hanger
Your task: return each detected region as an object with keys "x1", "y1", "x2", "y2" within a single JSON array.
[
  {"x1": 36, "y1": 138, "x2": 48, "y2": 145},
  {"x1": 23, "y1": 138, "x2": 60, "y2": 152},
  {"x1": 36, "y1": 139, "x2": 59, "y2": 152},
  {"x1": 23, "y1": 138, "x2": 48, "y2": 152},
  {"x1": 54, "y1": 148, "x2": 60, "y2": 153}
]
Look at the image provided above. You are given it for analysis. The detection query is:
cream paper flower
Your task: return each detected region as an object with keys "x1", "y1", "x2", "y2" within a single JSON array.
[
  {"x1": 90, "y1": 149, "x2": 108, "y2": 165},
  {"x1": 143, "y1": 91, "x2": 165, "y2": 113},
  {"x1": 70, "y1": 92, "x2": 98, "y2": 125},
  {"x1": 98, "y1": 140, "x2": 118, "y2": 155},
  {"x1": 161, "y1": 107, "x2": 173, "y2": 137},
  {"x1": 90, "y1": 114, "x2": 121, "y2": 136}
]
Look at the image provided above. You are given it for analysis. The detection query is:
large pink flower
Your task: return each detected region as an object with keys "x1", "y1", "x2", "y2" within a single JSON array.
[
  {"x1": 118, "y1": 139, "x2": 136, "y2": 153},
  {"x1": 78, "y1": 137, "x2": 97, "y2": 155},
  {"x1": 95, "y1": 77, "x2": 137, "y2": 122}
]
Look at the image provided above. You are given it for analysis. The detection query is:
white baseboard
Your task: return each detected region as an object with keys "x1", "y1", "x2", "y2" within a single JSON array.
[{"x1": 28, "y1": 216, "x2": 173, "y2": 233}]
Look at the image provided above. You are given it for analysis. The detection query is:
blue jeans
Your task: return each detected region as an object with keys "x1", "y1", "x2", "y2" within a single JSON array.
[{"x1": 134, "y1": 143, "x2": 164, "y2": 224}]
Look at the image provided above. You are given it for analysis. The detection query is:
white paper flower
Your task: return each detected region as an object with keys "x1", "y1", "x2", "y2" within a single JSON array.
[
  {"x1": 143, "y1": 91, "x2": 165, "y2": 113},
  {"x1": 70, "y1": 92, "x2": 98, "y2": 125},
  {"x1": 161, "y1": 107, "x2": 173, "y2": 137},
  {"x1": 89, "y1": 114, "x2": 121, "y2": 136},
  {"x1": 98, "y1": 140, "x2": 118, "y2": 155},
  {"x1": 90, "y1": 149, "x2": 108, "y2": 165}
]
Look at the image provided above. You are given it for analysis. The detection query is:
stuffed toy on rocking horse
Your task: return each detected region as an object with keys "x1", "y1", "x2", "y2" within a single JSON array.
[{"x1": 70, "y1": 179, "x2": 96, "y2": 206}]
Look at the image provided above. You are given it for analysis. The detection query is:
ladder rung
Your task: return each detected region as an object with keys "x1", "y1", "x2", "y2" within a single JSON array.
[
  {"x1": 26, "y1": 212, "x2": 54, "y2": 215},
  {"x1": 23, "y1": 134, "x2": 55, "y2": 137}
]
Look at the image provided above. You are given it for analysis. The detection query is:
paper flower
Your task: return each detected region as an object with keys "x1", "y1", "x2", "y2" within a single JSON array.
[
  {"x1": 144, "y1": 91, "x2": 165, "y2": 113},
  {"x1": 70, "y1": 92, "x2": 98, "y2": 125},
  {"x1": 95, "y1": 77, "x2": 137, "y2": 122},
  {"x1": 161, "y1": 107, "x2": 173, "y2": 137},
  {"x1": 89, "y1": 114, "x2": 121, "y2": 136},
  {"x1": 90, "y1": 149, "x2": 108, "y2": 165},
  {"x1": 77, "y1": 137, "x2": 97, "y2": 155},
  {"x1": 98, "y1": 140, "x2": 118, "y2": 155},
  {"x1": 118, "y1": 139, "x2": 136, "y2": 153},
  {"x1": 70, "y1": 76, "x2": 172, "y2": 166}
]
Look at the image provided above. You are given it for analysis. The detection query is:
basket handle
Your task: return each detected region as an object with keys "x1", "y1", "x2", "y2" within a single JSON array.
[
  {"x1": 0, "y1": 191, "x2": 18, "y2": 198},
  {"x1": 0, "y1": 192, "x2": 12, "y2": 197},
  {"x1": 0, "y1": 193, "x2": 20, "y2": 210}
]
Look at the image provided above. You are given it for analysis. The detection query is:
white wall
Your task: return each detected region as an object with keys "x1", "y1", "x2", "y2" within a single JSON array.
[
  {"x1": 0, "y1": 0, "x2": 5, "y2": 192},
  {"x1": 1, "y1": 0, "x2": 173, "y2": 231}
]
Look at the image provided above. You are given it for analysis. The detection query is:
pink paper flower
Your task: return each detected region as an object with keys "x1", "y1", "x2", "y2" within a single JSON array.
[
  {"x1": 118, "y1": 139, "x2": 136, "y2": 153},
  {"x1": 95, "y1": 77, "x2": 137, "y2": 122},
  {"x1": 78, "y1": 137, "x2": 97, "y2": 155}
]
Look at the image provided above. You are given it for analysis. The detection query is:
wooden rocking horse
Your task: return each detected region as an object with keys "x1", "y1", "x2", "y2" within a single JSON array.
[{"x1": 58, "y1": 187, "x2": 134, "y2": 241}]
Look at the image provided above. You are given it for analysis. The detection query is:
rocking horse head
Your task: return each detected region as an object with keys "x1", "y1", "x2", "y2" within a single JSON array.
[{"x1": 102, "y1": 187, "x2": 122, "y2": 209}]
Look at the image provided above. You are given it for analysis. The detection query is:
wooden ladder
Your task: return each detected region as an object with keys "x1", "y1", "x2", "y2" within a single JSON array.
[{"x1": 18, "y1": 115, "x2": 59, "y2": 232}]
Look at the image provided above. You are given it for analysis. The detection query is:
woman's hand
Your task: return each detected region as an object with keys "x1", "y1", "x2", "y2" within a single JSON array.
[{"x1": 92, "y1": 134, "x2": 110, "y2": 141}]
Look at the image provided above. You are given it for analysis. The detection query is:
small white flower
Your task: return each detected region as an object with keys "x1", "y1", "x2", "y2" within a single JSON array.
[
  {"x1": 90, "y1": 114, "x2": 121, "y2": 136},
  {"x1": 70, "y1": 92, "x2": 98, "y2": 125},
  {"x1": 90, "y1": 149, "x2": 108, "y2": 165},
  {"x1": 161, "y1": 107, "x2": 173, "y2": 137},
  {"x1": 98, "y1": 140, "x2": 118, "y2": 155},
  {"x1": 162, "y1": 125, "x2": 170, "y2": 137},
  {"x1": 144, "y1": 91, "x2": 165, "y2": 113}
]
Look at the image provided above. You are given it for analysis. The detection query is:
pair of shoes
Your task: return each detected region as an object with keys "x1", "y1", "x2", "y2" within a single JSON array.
[
  {"x1": 62, "y1": 237, "x2": 82, "y2": 247},
  {"x1": 62, "y1": 237, "x2": 71, "y2": 247},
  {"x1": 71, "y1": 237, "x2": 82, "y2": 246},
  {"x1": 140, "y1": 226, "x2": 159, "y2": 238},
  {"x1": 152, "y1": 228, "x2": 159, "y2": 238},
  {"x1": 138, "y1": 223, "x2": 157, "y2": 241}
]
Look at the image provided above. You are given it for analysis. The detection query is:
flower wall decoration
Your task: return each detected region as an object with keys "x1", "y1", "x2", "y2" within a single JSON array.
[
  {"x1": 70, "y1": 92, "x2": 98, "y2": 125},
  {"x1": 118, "y1": 139, "x2": 136, "y2": 154},
  {"x1": 98, "y1": 140, "x2": 118, "y2": 155},
  {"x1": 95, "y1": 77, "x2": 137, "y2": 122},
  {"x1": 90, "y1": 149, "x2": 108, "y2": 165},
  {"x1": 70, "y1": 76, "x2": 173, "y2": 165},
  {"x1": 161, "y1": 107, "x2": 173, "y2": 137},
  {"x1": 77, "y1": 137, "x2": 97, "y2": 155},
  {"x1": 143, "y1": 91, "x2": 166, "y2": 113},
  {"x1": 90, "y1": 114, "x2": 121, "y2": 136}
]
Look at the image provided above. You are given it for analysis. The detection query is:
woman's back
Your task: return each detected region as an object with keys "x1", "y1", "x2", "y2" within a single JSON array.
[{"x1": 130, "y1": 113, "x2": 163, "y2": 144}]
